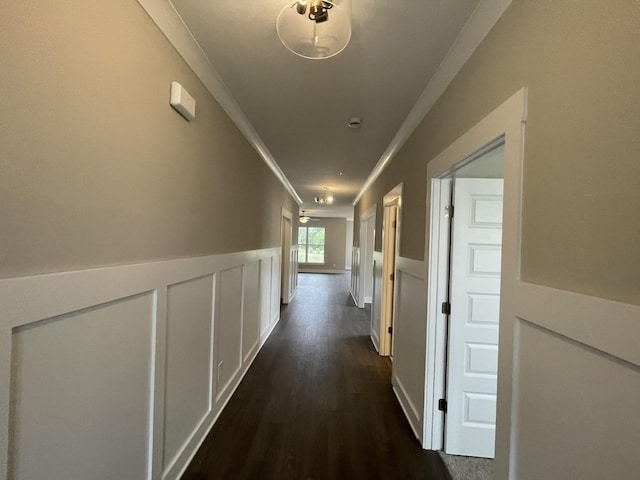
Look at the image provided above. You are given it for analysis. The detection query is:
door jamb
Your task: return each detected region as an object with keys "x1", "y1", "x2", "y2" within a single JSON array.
[
  {"x1": 281, "y1": 207, "x2": 294, "y2": 304},
  {"x1": 422, "y1": 87, "x2": 526, "y2": 479},
  {"x1": 357, "y1": 204, "x2": 377, "y2": 308}
]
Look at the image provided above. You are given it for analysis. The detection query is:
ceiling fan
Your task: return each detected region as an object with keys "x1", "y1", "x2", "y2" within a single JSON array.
[{"x1": 299, "y1": 210, "x2": 320, "y2": 224}]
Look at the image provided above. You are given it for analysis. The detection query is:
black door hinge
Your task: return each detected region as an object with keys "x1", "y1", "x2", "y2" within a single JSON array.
[
  {"x1": 392, "y1": 220, "x2": 397, "y2": 228},
  {"x1": 438, "y1": 398, "x2": 448, "y2": 413},
  {"x1": 441, "y1": 302, "x2": 451, "y2": 315},
  {"x1": 388, "y1": 326, "x2": 393, "y2": 334},
  {"x1": 390, "y1": 273, "x2": 395, "y2": 282}
]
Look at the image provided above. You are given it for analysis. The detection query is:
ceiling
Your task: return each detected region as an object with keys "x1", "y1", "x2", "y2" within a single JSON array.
[{"x1": 169, "y1": 0, "x2": 482, "y2": 218}]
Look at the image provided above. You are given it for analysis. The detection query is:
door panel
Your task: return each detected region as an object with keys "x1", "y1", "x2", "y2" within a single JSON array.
[
  {"x1": 382, "y1": 203, "x2": 398, "y2": 357},
  {"x1": 445, "y1": 178, "x2": 503, "y2": 458}
]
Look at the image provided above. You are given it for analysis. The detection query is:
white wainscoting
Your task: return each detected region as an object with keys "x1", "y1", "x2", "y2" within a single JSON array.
[
  {"x1": 350, "y1": 246, "x2": 360, "y2": 306},
  {"x1": 288, "y1": 246, "x2": 298, "y2": 303},
  {"x1": 0, "y1": 247, "x2": 284, "y2": 480},
  {"x1": 390, "y1": 256, "x2": 427, "y2": 441},
  {"x1": 370, "y1": 251, "x2": 384, "y2": 352},
  {"x1": 504, "y1": 282, "x2": 640, "y2": 480}
]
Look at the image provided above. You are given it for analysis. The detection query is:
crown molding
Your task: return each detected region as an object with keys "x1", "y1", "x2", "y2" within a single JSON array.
[
  {"x1": 137, "y1": 0, "x2": 303, "y2": 205},
  {"x1": 353, "y1": 0, "x2": 513, "y2": 206}
]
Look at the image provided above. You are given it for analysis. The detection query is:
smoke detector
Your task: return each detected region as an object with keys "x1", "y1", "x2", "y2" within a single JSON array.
[{"x1": 347, "y1": 117, "x2": 362, "y2": 129}]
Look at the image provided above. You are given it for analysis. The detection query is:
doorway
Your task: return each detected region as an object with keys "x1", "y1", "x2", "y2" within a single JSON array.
[
  {"x1": 357, "y1": 205, "x2": 376, "y2": 309},
  {"x1": 380, "y1": 185, "x2": 402, "y2": 358},
  {"x1": 427, "y1": 142, "x2": 505, "y2": 459},
  {"x1": 422, "y1": 89, "x2": 527, "y2": 478},
  {"x1": 281, "y1": 209, "x2": 295, "y2": 304}
]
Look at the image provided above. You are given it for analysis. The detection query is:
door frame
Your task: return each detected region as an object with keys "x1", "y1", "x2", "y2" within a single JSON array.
[
  {"x1": 281, "y1": 207, "x2": 295, "y2": 304},
  {"x1": 357, "y1": 204, "x2": 377, "y2": 308},
  {"x1": 422, "y1": 87, "x2": 527, "y2": 469},
  {"x1": 380, "y1": 184, "x2": 402, "y2": 357}
]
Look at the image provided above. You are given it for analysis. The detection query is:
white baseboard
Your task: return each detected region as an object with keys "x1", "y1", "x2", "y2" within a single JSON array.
[
  {"x1": 350, "y1": 289, "x2": 358, "y2": 306},
  {"x1": 370, "y1": 332, "x2": 380, "y2": 353},
  {"x1": 298, "y1": 268, "x2": 345, "y2": 274},
  {"x1": 392, "y1": 383, "x2": 421, "y2": 441}
]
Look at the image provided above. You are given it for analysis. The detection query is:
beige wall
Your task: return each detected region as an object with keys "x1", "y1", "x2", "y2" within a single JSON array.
[
  {"x1": 0, "y1": 0, "x2": 298, "y2": 279},
  {"x1": 297, "y1": 217, "x2": 347, "y2": 272},
  {"x1": 354, "y1": 0, "x2": 640, "y2": 306}
]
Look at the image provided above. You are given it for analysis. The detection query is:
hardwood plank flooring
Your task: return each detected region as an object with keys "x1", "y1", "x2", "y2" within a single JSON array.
[{"x1": 182, "y1": 273, "x2": 450, "y2": 480}]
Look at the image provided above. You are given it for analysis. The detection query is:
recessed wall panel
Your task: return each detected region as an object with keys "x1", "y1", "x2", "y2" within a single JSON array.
[
  {"x1": 270, "y1": 255, "x2": 280, "y2": 323},
  {"x1": 513, "y1": 320, "x2": 640, "y2": 479},
  {"x1": 259, "y1": 258, "x2": 271, "y2": 336},
  {"x1": 164, "y1": 275, "x2": 214, "y2": 469},
  {"x1": 10, "y1": 293, "x2": 154, "y2": 480},
  {"x1": 215, "y1": 266, "x2": 243, "y2": 400},
  {"x1": 242, "y1": 261, "x2": 260, "y2": 361}
]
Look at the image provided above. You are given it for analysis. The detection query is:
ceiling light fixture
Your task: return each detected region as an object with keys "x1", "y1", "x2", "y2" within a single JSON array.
[
  {"x1": 276, "y1": 0, "x2": 351, "y2": 60},
  {"x1": 299, "y1": 210, "x2": 319, "y2": 223},
  {"x1": 314, "y1": 188, "x2": 335, "y2": 205}
]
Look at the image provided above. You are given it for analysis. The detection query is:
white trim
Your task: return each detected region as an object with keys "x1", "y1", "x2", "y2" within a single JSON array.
[
  {"x1": 360, "y1": 204, "x2": 377, "y2": 222},
  {"x1": 423, "y1": 177, "x2": 452, "y2": 450},
  {"x1": 422, "y1": 88, "x2": 527, "y2": 477},
  {"x1": 380, "y1": 184, "x2": 403, "y2": 357},
  {"x1": 369, "y1": 251, "x2": 384, "y2": 355},
  {"x1": 369, "y1": 334, "x2": 380, "y2": 353},
  {"x1": 0, "y1": 247, "x2": 282, "y2": 480},
  {"x1": 505, "y1": 285, "x2": 640, "y2": 480},
  {"x1": 281, "y1": 207, "x2": 293, "y2": 221},
  {"x1": 353, "y1": 0, "x2": 512, "y2": 205},
  {"x1": 396, "y1": 257, "x2": 426, "y2": 280},
  {"x1": 169, "y1": 304, "x2": 282, "y2": 480},
  {"x1": 136, "y1": 0, "x2": 302, "y2": 205},
  {"x1": 357, "y1": 204, "x2": 377, "y2": 309},
  {"x1": 514, "y1": 282, "x2": 640, "y2": 367},
  {"x1": 350, "y1": 289, "x2": 359, "y2": 307},
  {"x1": 280, "y1": 209, "x2": 296, "y2": 304},
  {"x1": 298, "y1": 268, "x2": 344, "y2": 274},
  {"x1": 392, "y1": 385, "x2": 421, "y2": 441}
]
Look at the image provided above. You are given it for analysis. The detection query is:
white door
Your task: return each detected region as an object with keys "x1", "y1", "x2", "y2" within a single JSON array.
[
  {"x1": 381, "y1": 203, "x2": 398, "y2": 357},
  {"x1": 445, "y1": 178, "x2": 504, "y2": 458}
]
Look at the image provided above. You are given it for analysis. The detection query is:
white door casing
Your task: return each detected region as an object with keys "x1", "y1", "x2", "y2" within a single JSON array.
[{"x1": 445, "y1": 178, "x2": 504, "y2": 458}]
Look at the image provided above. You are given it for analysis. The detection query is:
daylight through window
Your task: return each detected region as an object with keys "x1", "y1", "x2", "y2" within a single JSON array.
[{"x1": 298, "y1": 226, "x2": 325, "y2": 264}]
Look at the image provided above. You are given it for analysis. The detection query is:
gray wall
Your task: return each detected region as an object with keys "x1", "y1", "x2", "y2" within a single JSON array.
[
  {"x1": 354, "y1": 0, "x2": 640, "y2": 306},
  {"x1": 297, "y1": 217, "x2": 347, "y2": 272},
  {"x1": 0, "y1": 0, "x2": 298, "y2": 279}
]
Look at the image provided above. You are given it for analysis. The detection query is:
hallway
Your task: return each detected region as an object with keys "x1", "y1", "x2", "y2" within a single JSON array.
[{"x1": 182, "y1": 273, "x2": 450, "y2": 480}]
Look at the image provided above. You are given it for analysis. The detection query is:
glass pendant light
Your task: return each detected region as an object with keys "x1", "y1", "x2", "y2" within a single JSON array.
[{"x1": 277, "y1": 0, "x2": 351, "y2": 60}]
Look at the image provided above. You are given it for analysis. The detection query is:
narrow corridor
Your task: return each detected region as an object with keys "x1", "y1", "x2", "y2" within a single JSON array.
[{"x1": 182, "y1": 273, "x2": 450, "y2": 480}]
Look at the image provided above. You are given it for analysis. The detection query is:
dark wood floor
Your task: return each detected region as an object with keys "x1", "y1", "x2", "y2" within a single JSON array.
[{"x1": 182, "y1": 273, "x2": 451, "y2": 480}]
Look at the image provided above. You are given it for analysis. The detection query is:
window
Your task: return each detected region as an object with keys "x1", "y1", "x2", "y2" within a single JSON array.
[{"x1": 298, "y1": 226, "x2": 325, "y2": 264}]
